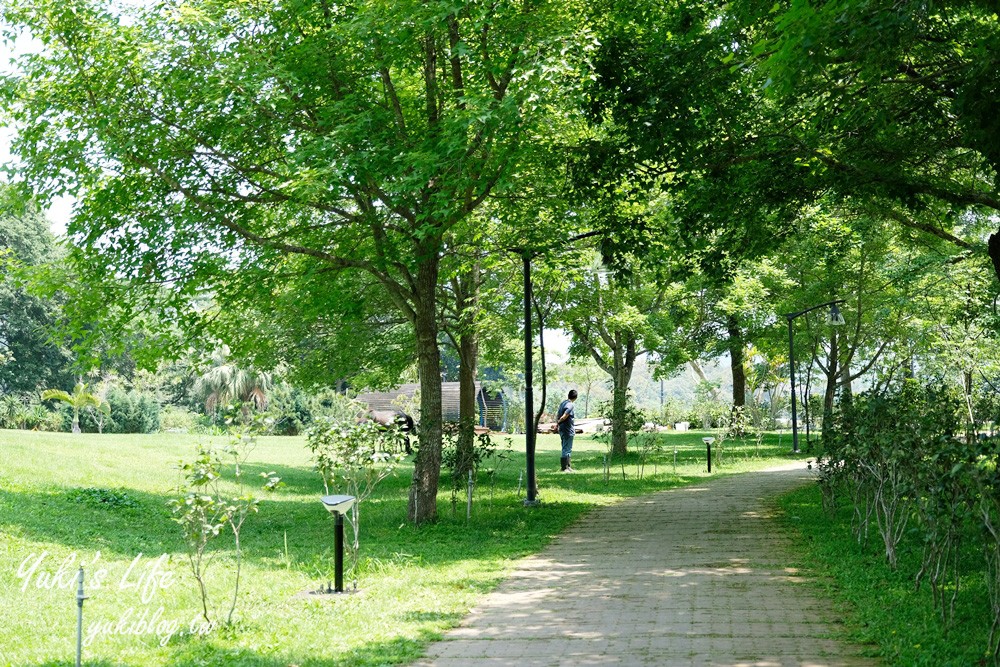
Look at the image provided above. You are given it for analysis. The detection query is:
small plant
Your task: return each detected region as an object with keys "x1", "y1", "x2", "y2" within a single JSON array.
[
  {"x1": 306, "y1": 416, "x2": 405, "y2": 589},
  {"x1": 481, "y1": 437, "x2": 515, "y2": 508},
  {"x1": 631, "y1": 429, "x2": 662, "y2": 480},
  {"x1": 169, "y1": 432, "x2": 280, "y2": 625},
  {"x1": 442, "y1": 423, "x2": 500, "y2": 513},
  {"x1": 596, "y1": 398, "x2": 645, "y2": 480},
  {"x1": 67, "y1": 487, "x2": 138, "y2": 510}
]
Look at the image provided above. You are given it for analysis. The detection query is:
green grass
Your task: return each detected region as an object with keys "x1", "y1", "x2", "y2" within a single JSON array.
[
  {"x1": 777, "y1": 484, "x2": 994, "y2": 666},
  {"x1": 1, "y1": 428, "x2": 804, "y2": 667}
]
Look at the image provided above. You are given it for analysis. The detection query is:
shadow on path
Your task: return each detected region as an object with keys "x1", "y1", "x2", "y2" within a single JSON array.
[{"x1": 411, "y1": 463, "x2": 879, "y2": 667}]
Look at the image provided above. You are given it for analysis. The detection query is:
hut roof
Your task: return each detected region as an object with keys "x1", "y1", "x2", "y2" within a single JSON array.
[{"x1": 356, "y1": 382, "x2": 484, "y2": 421}]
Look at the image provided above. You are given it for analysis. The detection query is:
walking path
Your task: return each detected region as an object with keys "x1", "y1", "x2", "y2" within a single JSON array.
[{"x1": 413, "y1": 462, "x2": 878, "y2": 667}]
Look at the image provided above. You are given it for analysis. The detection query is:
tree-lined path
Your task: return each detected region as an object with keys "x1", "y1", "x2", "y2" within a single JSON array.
[{"x1": 414, "y1": 463, "x2": 877, "y2": 667}]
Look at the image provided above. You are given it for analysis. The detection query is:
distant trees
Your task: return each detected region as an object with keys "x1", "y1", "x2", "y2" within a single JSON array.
[
  {"x1": 0, "y1": 197, "x2": 72, "y2": 393},
  {"x1": 193, "y1": 349, "x2": 272, "y2": 423}
]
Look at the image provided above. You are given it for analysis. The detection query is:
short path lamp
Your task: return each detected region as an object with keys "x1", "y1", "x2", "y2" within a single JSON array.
[
  {"x1": 783, "y1": 300, "x2": 846, "y2": 454},
  {"x1": 320, "y1": 495, "x2": 356, "y2": 593}
]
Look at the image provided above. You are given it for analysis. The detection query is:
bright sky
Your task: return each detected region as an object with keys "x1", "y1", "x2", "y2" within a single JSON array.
[
  {"x1": 0, "y1": 126, "x2": 73, "y2": 236},
  {"x1": 1, "y1": 26, "x2": 74, "y2": 236}
]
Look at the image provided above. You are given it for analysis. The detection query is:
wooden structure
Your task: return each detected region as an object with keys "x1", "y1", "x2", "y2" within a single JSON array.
[{"x1": 355, "y1": 382, "x2": 506, "y2": 431}]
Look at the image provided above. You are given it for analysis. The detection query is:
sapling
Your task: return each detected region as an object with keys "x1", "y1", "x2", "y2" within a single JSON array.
[
  {"x1": 169, "y1": 433, "x2": 280, "y2": 625},
  {"x1": 306, "y1": 416, "x2": 404, "y2": 588}
]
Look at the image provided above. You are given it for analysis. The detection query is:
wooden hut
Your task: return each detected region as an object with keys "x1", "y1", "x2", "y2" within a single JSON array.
[{"x1": 355, "y1": 382, "x2": 506, "y2": 431}]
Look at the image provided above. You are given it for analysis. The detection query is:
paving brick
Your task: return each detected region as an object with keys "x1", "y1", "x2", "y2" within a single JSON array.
[{"x1": 409, "y1": 463, "x2": 879, "y2": 667}]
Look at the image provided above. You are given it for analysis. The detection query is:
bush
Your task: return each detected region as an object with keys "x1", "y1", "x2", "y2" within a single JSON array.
[
  {"x1": 820, "y1": 380, "x2": 1000, "y2": 658},
  {"x1": 0, "y1": 393, "x2": 55, "y2": 430},
  {"x1": 159, "y1": 404, "x2": 200, "y2": 433},
  {"x1": 265, "y1": 384, "x2": 315, "y2": 435},
  {"x1": 68, "y1": 388, "x2": 161, "y2": 434}
]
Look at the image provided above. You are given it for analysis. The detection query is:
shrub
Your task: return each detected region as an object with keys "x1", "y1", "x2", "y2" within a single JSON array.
[
  {"x1": 160, "y1": 404, "x2": 200, "y2": 433},
  {"x1": 306, "y1": 415, "x2": 404, "y2": 588},
  {"x1": 820, "y1": 380, "x2": 1000, "y2": 657},
  {"x1": 264, "y1": 384, "x2": 315, "y2": 435},
  {"x1": 69, "y1": 388, "x2": 161, "y2": 433},
  {"x1": 0, "y1": 393, "x2": 54, "y2": 430}
]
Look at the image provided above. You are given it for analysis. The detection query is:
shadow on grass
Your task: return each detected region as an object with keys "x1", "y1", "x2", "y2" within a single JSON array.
[
  {"x1": 29, "y1": 662, "x2": 120, "y2": 667},
  {"x1": 1, "y1": 438, "x2": 781, "y2": 571},
  {"x1": 156, "y1": 635, "x2": 436, "y2": 667},
  {"x1": 0, "y1": 477, "x2": 596, "y2": 573},
  {"x1": 21, "y1": 636, "x2": 435, "y2": 667},
  {"x1": 0, "y1": 486, "x2": 187, "y2": 557}
]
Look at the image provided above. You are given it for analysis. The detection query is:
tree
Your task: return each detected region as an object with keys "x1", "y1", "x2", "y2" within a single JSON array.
[
  {"x1": 0, "y1": 195, "x2": 72, "y2": 393},
  {"x1": 584, "y1": 0, "x2": 996, "y2": 287},
  {"x1": 680, "y1": 263, "x2": 781, "y2": 410},
  {"x1": 2, "y1": 0, "x2": 594, "y2": 523},
  {"x1": 560, "y1": 357, "x2": 605, "y2": 418},
  {"x1": 193, "y1": 349, "x2": 272, "y2": 423},
  {"x1": 41, "y1": 381, "x2": 103, "y2": 434},
  {"x1": 557, "y1": 253, "x2": 684, "y2": 455}
]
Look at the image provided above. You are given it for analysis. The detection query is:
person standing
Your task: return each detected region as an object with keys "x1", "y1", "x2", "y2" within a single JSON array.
[{"x1": 556, "y1": 389, "x2": 578, "y2": 472}]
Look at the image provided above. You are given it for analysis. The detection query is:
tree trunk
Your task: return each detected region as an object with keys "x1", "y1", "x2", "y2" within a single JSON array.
[
  {"x1": 533, "y1": 299, "x2": 549, "y2": 436},
  {"x1": 839, "y1": 357, "x2": 854, "y2": 406},
  {"x1": 689, "y1": 360, "x2": 722, "y2": 402},
  {"x1": 610, "y1": 340, "x2": 636, "y2": 457},
  {"x1": 454, "y1": 264, "x2": 481, "y2": 480},
  {"x1": 727, "y1": 314, "x2": 746, "y2": 408},
  {"x1": 822, "y1": 328, "x2": 839, "y2": 442},
  {"x1": 408, "y1": 258, "x2": 443, "y2": 525}
]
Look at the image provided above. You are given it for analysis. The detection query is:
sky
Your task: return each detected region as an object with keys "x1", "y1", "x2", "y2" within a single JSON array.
[
  {"x1": 1, "y1": 26, "x2": 74, "y2": 236},
  {"x1": 1, "y1": 126, "x2": 74, "y2": 237}
]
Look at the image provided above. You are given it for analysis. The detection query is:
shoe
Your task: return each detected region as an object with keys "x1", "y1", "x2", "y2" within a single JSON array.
[
  {"x1": 563, "y1": 456, "x2": 575, "y2": 473},
  {"x1": 559, "y1": 456, "x2": 568, "y2": 471}
]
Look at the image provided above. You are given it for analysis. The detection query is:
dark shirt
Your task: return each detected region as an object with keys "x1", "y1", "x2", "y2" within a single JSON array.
[{"x1": 556, "y1": 399, "x2": 575, "y2": 435}]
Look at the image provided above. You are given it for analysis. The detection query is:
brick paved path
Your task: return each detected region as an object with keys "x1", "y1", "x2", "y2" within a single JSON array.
[{"x1": 413, "y1": 462, "x2": 878, "y2": 667}]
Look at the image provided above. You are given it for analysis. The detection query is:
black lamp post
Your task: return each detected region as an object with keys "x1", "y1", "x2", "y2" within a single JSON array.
[
  {"x1": 521, "y1": 250, "x2": 540, "y2": 505},
  {"x1": 784, "y1": 300, "x2": 846, "y2": 454},
  {"x1": 509, "y1": 231, "x2": 601, "y2": 506}
]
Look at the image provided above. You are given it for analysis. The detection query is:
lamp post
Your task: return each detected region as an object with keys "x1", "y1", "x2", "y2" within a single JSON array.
[
  {"x1": 509, "y1": 231, "x2": 601, "y2": 506},
  {"x1": 784, "y1": 300, "x2": 846, "y2": 454},
  {"x1": 521, "y1": 250, "x2": 539, "y2": 505}
]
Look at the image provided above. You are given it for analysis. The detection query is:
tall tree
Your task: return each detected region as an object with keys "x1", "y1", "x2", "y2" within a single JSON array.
[
  {"x1": 556, "y1": 253, "x2": 684, "y2": 455},
  {"x1": 585, "y1": 0, "x2": 996, "y2": 284},
  {"x1": 2, "y1": 0, "x2": 593, "y2": 523},
  {"x1": 0, "y1": 196, "x2": 72, "y2": 393}
]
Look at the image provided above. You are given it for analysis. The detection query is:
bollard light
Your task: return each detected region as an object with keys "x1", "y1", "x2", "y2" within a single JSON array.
[
  {"x1": 76, "y1": 567, "x2": 87, "y2": 667},
  {"x1": 703, "y1": 437, "x2": 715, "y2": 473},
  {"x1": 320, "y1": 495, "x2": 356, "y2": 593}
]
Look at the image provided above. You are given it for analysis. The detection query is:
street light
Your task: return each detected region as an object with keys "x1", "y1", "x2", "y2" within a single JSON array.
[
  {"x1": 784, "y1": 300, "x2": 846, "y2": 454},
  {"x1": 508, "y1": 231, "x2": 601, "y2": 507},
  {"x1": 320, "y1": 495, "x2": 356, "y2": 593}
]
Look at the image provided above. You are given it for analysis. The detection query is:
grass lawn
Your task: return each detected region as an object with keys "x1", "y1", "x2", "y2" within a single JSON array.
[
  {"x1": 1, "y1": 428, "x2": 805, "y2": 667},
  {"x1": 778, "y1": 484, "x2": 995, "y2": 666}
]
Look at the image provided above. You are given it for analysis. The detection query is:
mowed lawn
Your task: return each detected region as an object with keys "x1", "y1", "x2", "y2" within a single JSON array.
[{"x1": 0, "y1": 429, "x2": 804, "y2": 666}]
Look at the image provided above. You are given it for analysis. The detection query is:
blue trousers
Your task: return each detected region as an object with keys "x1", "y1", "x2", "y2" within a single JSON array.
[{"x1": 560, "y1": 431, "x2": 574, "y2": 458}]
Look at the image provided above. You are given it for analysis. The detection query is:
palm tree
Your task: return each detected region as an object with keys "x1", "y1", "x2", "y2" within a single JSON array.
[
  {"x1": 41, "y1": 383, "x2": 104, "y2": 434},
  {"x1": 194, "y1": 350, "x2": 272, "y2": 422}
]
